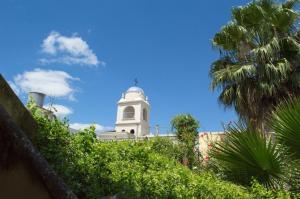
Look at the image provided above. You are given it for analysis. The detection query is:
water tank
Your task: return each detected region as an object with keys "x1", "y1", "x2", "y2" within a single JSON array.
[{"x1": 28, "y1": 92, "x2": 46, "y2": 107}]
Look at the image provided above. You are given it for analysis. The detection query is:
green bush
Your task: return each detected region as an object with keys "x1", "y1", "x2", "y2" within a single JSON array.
[
  {"x1": 29, "y1": 105, "x2": 291, "y2": 198},
  {"x1": 150, "y1": 136, "x2": 183, "y2": 161},
  {"x1": 171, "y1": 114, "x2": 200, "y2": 168}
]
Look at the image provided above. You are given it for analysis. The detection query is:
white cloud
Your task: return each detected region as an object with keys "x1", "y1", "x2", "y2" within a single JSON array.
[
  {"x1": 44, "y1": 104, "x2": 73, "y2": 118},
  {"x1": 70, "y1": 123, "x2": 114, "y2": 133},
  {"x1": 8, "y1": 81, "x2": 20, "y2": 95},
  {"x1": 14, "y1": 68, "x2": 78, "y2": 100},
  {"x1": 40, "y1": 31, "x2": 103, "y2": 66}
]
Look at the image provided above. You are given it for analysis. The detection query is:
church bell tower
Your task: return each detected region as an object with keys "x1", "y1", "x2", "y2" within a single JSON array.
[{"x1": 115, "y1": 84, "x2": 150, "y2": 137}]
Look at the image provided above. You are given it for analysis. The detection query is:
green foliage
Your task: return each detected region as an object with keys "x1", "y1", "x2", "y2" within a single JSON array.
[
  {"x1": 282, "y1": 159, "x2": 300, "y2": 195},
  {"x1": 171, "y1": 114, "x2": 200, "y2": 168},
  {"x1": 210, "y1": 0, "x2": 300, "y2": 129},
  {"x1": 250, "y1": 179, "x2": 292, "y2": 199},
  {"x1": 100, "y1": 142, "x2": 251, "y2": 199},
  {"x1": 271, "y1": 99, "x2": 300, "y2": 159},
  {"x1": 270, "y1": 99, "x2": 300, "y2": 193},
  {"x1": 171, "y1": 114, "x2": 199, "y2": 142},
  {"x1": 210, "y1": 123, "x2": 284, "y2": 188},
  {"x1": 28, "y1": 105, "x2": 291, "y2": 198},
  {"x1": 150, "y1": 137, "x2": 183, "y2": 161}
]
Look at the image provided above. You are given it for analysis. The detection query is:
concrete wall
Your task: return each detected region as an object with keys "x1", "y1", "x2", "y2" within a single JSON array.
[
  {"x1": 0, "y1": 74, "x2": 37, "y2": 140},
  {"x1": 198, "y1": 131, "x2": 275, "y2": 161},
  {"x1": 198, "y1": 132, "x2": 225, "y2": 160},
  {"x1": 0, "y1": 160, "x2": 52, "y2": 199},
  {"x1": 0, "y1": 75, "x2": 53, "y2": 198}
]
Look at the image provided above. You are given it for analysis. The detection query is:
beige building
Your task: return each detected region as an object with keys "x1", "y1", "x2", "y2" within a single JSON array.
[
  {"x1": 198, "y1": 131, "x2": 275, "y2": 160},
  {"x1": 198, "y1": 132, "x2": 226, "y2": 160}
]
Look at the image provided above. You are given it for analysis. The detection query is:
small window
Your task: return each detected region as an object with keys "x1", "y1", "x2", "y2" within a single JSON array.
[
  {"x1": 123, "y1": 106, "x2": 135, "y2": 120},
  {"x1": 122, "y1": 129, "x2": 126, "y2": 132},
  {"x1": 143, "y1": 108, "x2": 147, "y2": 121},
  {"x1": 130, "y1": 129, "x2": 135, "y2": 134}
]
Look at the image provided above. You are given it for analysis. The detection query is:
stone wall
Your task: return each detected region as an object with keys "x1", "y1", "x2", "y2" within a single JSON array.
[
  {"x1": 0, "y1": 74, "x2": 37, "y2": 140},
  {"x1": 0, "y1": 75, "x2": 53, "y2": 198},
  {"x1": 198, "y1": 131, "x2": 225, "y2": 161},
  {"x1": 0, "y1": 160, "x2": 52, "y2": 199}
]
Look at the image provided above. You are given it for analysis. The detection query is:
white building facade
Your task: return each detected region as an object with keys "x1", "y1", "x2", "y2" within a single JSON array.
[{"x1": 115, "y1": 86, "x2": 150, "y2": 137}]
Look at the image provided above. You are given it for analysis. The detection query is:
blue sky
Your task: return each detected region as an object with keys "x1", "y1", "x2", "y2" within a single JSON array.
[{"x1": 0, "y1": 0, "x2": 250, "y2": 132}]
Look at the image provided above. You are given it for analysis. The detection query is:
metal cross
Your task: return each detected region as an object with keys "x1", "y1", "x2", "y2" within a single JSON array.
[{"x1": 134, "y1": 78, "x2": 138, "y2": 86}]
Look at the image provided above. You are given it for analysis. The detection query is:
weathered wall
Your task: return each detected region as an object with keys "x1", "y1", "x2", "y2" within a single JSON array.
[
  {"x1": 0, "y1": 75, "x2": 76, "y2": 199},
  {"x1": 198, "y1": 132, "x2": 226, "y2": 161},
  {"x1": 0, "y1": 160, "x2": 52, "y2": 199},
  {"x1": 0, "y1": 75, "x2": 52, "y2": 198},
  {"x1": 0, "y1": 74, "x2": 37, "y2": 140}
]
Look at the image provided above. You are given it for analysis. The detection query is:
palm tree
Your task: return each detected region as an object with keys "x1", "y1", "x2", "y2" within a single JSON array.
[
  {"x1": 270, "y1": 98, "x2": 300, "y2": 192},
  {"x1": 210, "y1": 123, "x2": 284, "y2": 188},
  {"x1": 210, "y1": 0, "x2": 300, "y2": 130}
]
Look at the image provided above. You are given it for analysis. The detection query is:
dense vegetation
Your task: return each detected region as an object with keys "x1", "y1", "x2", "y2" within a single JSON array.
[
  {"x1": 210, "y1": 0, "x2": 300, "y2": 130},
  {"x1": 209, "y1": 99, "x2": 300, "y2": 197},
  {"x1": 208, "y1": 1, "x2": 300, "y2": 196},
  {"x1": 28, "y1": 103, "x2": 290, "y2": 198}
]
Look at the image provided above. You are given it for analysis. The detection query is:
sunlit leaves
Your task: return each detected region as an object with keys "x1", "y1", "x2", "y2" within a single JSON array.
[{"x1": 29, "y1": 103, "x2": 292, "y2": 198}]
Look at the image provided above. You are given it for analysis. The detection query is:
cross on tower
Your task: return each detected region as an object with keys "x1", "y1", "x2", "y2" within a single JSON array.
[{"x1": 134, "y1": 78, "x2": 138, "y2": 86}]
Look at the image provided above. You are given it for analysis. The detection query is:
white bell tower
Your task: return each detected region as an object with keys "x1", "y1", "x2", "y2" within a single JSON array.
[{"x1": 115, "y1": 85, "x2": 150, "y2": 137}]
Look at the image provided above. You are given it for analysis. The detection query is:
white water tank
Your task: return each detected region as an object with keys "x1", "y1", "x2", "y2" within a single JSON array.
[{"x1": 28, "y1": 92, "x2": 46, "y2": 107}]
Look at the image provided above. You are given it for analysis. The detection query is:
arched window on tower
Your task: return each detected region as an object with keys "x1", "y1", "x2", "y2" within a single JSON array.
[
  {"x1": 123, "y1": 106, "x2": 135, "y2": 120},
  {"x1": 143, "y1": 108, "x2": 147, "y2": 121},
  {"x1": 130, "y1": 129, "x2": 135, "y2": 134}
]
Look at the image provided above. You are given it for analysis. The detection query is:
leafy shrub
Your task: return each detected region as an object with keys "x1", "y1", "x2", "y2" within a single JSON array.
[
  {"x1": 29, "y1": 105, "x2": 291, "y2": 198},
  {"x1": 171, "y1": 114, "x2": 200, "y2": 168},
  {"x1": 150, "y1": 136, "x2": 182, "y2": 160},
  {"x1": 250, "y1": 179, "x2": 292, "y2": 199}
]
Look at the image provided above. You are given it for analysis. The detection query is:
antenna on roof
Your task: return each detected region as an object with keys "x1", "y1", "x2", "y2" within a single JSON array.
[{"x1": 134, "y1": 78, "x2": 138, "y2": 86}]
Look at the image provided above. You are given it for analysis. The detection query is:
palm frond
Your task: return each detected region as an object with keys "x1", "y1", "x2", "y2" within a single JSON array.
[
  {"x1": 282, "y1": 0, "x2": 299, "y2": 9},
  {"x1": 262, "y1": 59, "x2": 291, "y2": 81},
  {"x1": 213, "y1": 23, "x2": 248, "y2": 51},
  {"x1": 251, "y1": 37, "x2": 280, "y2": 62},
  {"x1": 211, "y1": 64, "x2": 256, "y2": 90},
  {"x1": 210, "y1": 123, "x2": 283, "y2": 187},
  {"x1": 210, "y1": 0, "x2": 300, "y2": 129},
  {"x1": 232, "y1": 2, "x2": 266, "y2": 28},
  {"x1": 271, "y1": 98, "x2": 300, "y2": 159}
]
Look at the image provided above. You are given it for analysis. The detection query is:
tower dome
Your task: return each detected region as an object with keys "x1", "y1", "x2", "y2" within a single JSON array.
[
  {"x1": 122, "y1": 86, "x2": 147, "y2": 101},
  {"x1": 126, "y1": 86, "x2": 144, "y2": 94}
]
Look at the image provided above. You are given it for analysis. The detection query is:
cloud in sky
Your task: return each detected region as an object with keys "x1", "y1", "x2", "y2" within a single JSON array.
[
  {"x1": 40, "y1": 31, "x2": 103, "y2": 66},
  {"x1": 44, "y1": 104, "x2": 73, "y2": 118},
  {"x1": 70, "y1": 123, "x2": 114, "y2": 133},
  {"x1": 14, "y1": 68, "x2": 78, "y2": 100}
]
